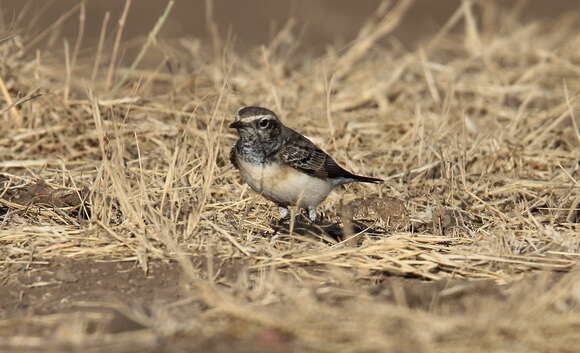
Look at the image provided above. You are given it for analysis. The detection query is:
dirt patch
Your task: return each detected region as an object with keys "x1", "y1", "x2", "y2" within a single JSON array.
[
  {"x1": 0, "y1": 259, "x2": 575, "y2": 353},
  {"x1": 1, "y1": 260, "x2": 183, "y2": 319},
  {"x1": 0, "y1": 1, "x2": 579, "y2": 352}
]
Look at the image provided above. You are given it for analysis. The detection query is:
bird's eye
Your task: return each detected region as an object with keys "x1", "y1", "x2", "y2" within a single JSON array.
[{"x1": 258, "y1": 119, "x2": 270, "y2": 128}]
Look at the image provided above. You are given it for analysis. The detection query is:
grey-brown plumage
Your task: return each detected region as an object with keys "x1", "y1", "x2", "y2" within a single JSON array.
[
  {"x1": 278, "y1": 131, "x2": 382, "y2": 183},
  {"x1": 229, "y1": 106, "x2": 381, "y2": 221}
]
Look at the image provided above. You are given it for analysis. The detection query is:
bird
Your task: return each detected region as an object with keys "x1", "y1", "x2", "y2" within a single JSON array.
[{"x1": 229, "y1": 106, "x2": 382, "y2": 222}]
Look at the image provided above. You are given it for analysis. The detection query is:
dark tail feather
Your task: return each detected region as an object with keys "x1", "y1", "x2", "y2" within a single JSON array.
[{"x1": 352, "y1": 174, "x2": 382, "y2": 183}]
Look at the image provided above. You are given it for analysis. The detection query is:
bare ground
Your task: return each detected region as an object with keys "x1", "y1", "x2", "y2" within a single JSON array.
[
  {"x1": 1, "y1": 259, "x2": 576, "y2": 353},
  {"x1": 0, "y1": 1, "x2": 579, "y2": 352}
]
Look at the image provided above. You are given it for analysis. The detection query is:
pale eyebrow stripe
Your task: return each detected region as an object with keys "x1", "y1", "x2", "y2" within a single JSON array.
[{"x1": 240, "y1": 115, "x2": 274, "y2": 122}]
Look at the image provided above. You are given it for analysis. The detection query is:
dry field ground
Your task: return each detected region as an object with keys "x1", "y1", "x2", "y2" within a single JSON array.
[{"x1": 0, "y1": 1, "x2": 579, "y2": 352}]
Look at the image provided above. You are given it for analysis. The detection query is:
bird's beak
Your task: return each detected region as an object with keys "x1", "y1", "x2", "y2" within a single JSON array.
[{"x1": 229, "y1": 120, "x2": 243, "y2": 129}]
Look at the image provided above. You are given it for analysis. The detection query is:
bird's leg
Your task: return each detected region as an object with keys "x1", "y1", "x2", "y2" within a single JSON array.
[
  {"x1": 308, "y1": 206, "x2": 317, "y2": 222},
  {"x1": 270, "y1": 206, "x2": 290, "y2": 238},
  {"x1": 271, "y1": 206, "x2": 290, "y2": 230},
  {"x1": 279, "y1": 206, "x2": 289, "y2": 220}
]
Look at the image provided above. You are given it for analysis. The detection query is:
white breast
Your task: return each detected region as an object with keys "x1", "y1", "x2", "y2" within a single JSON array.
[{"x1": 237, "y1": 158, "x2": 334, "y2": 208}]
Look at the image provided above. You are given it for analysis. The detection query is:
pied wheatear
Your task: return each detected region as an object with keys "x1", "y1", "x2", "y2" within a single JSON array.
[{"x1": 229, "y1": 106, "x2": 381, "y2": 221}]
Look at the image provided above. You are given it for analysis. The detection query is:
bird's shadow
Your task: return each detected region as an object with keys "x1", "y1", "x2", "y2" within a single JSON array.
[{"x1": 269, "y1": 215, "x2": 386, "y2": 243}]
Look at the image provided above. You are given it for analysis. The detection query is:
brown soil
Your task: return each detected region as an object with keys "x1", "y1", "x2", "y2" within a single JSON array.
[
  {"x1": 0, "y1": 1, "x2": 579, "y2": 352},
  {"x1": 1, "y1": 258, "x2": 570, "y2": 353},
  {"x1": 1, "y1": 260, "x2": 183, "y2": 320}
]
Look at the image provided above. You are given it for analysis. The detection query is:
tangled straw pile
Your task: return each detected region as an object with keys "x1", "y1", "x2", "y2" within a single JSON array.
[{"x1": 0, "y1": 1, "x2": 579, "y2": 352}]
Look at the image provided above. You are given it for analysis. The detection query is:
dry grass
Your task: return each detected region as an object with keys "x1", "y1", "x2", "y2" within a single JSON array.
[{"x1": 0, "y1": 1, "x2": 579, "y2": 352}]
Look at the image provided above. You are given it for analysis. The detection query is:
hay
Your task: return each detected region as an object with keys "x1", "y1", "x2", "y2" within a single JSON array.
[{"x1": 0, "y1": 1, "x2": 579, "y2": 352}]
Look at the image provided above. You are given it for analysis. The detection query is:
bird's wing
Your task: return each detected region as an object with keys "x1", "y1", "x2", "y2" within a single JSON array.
[
  {"x1": 229, "y1": 142, "x2": 239, "y2": 169},
  {"x1": 278, "y1": 133, "x2": 353, "y2": 180}
]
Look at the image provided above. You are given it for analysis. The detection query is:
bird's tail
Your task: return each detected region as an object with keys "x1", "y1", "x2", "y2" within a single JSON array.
[{"x1": 352, "y1": 174, "x2": 382, "y2": 183}]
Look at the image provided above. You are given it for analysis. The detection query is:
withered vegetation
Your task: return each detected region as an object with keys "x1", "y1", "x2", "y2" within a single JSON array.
[{"x1": 0, "y1": 1, "x2": 579, "y2": 352}]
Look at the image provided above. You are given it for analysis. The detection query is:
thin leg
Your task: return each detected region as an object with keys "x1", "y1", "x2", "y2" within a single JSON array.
[
  {"x1": 270, "y1": 206, "x2": 289, "y2": 236},
  {"x1": 308, "y1": 206, "x2": 317, "y2": 222},
  {"x1": 279, "y1": 206, "x2": 289, "y2": 219}
]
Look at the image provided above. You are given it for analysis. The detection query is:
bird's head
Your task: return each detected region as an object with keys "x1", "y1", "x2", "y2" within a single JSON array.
[{"x1": 230, "y1": 106, "x2": 283, "y2": 143}]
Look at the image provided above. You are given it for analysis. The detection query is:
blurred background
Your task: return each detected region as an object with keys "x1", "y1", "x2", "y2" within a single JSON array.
[{"x1": 1, "y1": 0, "x2": 579, "y2": 53}]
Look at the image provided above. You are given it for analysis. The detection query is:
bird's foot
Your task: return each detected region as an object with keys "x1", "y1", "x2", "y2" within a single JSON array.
[
  {"x1": 278, "y1": 206, "x2": 290, "y2": 220},
  {"x1": 270, "y1": 207, "x2": 290, "y2": 235},
  {"x1": 307, "y1": 206, "x2": 318, "y2": 223}
]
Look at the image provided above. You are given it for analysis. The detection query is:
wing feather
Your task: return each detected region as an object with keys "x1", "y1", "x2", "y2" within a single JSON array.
[
  {"x1": 278, "y1": 133, "x2": 353, "y2": 180},
  {"x1": 229, "y1": 143, "x2": 239, "y2": 169}
]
